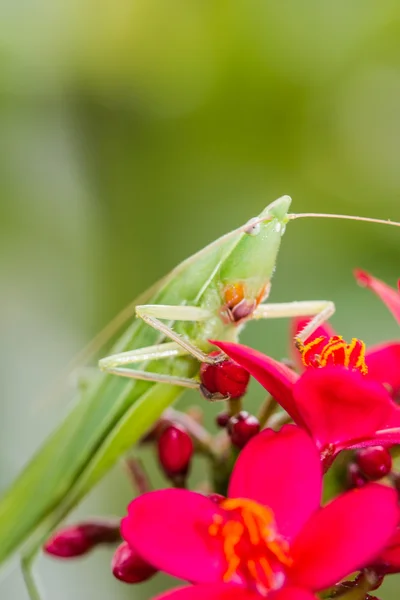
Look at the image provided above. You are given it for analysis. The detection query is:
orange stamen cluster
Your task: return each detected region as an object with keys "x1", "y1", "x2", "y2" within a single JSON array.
[
  {"x1": 297, "y1": 335, "x2": 368, "y2": 375},
  {"x1": 208, "y1": 498, "x2": 292, "y2": 591}
]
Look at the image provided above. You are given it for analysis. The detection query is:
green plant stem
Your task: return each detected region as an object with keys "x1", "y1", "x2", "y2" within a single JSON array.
[
  {"x1": 258, "y1": 394, "x2": 278, "y2": 428},
  {"x1": 228, "y1": 397, "x2": 242, "y2": 417},
  {"x1": 21, "y1": 557, "x2": 42, "y2": 600}
]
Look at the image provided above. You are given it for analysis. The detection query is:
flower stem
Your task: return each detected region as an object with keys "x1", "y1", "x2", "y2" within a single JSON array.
[
  {"x1": 266, "y1": 409, "x2": 292, "y2": 430},
  {"x1": 323, "y1": 571, "x2": 382, "y2": 600},
  {"x1": 258, "y1": 394, "x2": 277, "y2": 428},
  {"x1": 21, "y1": 557, "x2": 43, "y2": 600},
  {"x1": 124, "y1": 456, "x2": 152, "y2": 494},
  {"x1": 228, "y1": 397, "x2": 242, "y2": 417}
]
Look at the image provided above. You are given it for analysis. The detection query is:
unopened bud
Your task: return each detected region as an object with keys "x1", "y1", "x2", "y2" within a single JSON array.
[
  {"x1": 347, "y1": 462, "x2": 367, "y2": 488},
  {"x1": 200, "y1": 351, "x2": 250, "y2": 400},
  {"x1": 356, "y1": 446, "x2": 392, "y2": 481},
  {"x1": 112, "y1": 542, "x2": 158, "y2": 584},
  {"x1": 228, "y1": 411, "x2": 260, "y2": 449},
  {"x1": 215, "y1": 411, "x2": 230, "y2": 428},
  {"x1": 44, "y1": 519, "x2": 121, "y2": 558},
  {"x1": 157, "y1": 423, "x2": 193, "y2": 479}
]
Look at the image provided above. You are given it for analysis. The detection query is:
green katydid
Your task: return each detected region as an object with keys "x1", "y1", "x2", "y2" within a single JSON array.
[{"x1": 1, "y1": 194, "x2": 399, "y2": 600}]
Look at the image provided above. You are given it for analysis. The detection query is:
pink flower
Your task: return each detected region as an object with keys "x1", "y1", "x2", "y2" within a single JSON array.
[
  {"x1": 371, "y1": 528, "x2": 400, "y2": 575},
  {"x1": 211, "y1": 340, "x2": 400, "y2": 465},
  {"x1": 354, "y1": 269, "x2": 400, "y2": 326},
  {"x1": 121, "y1": 426, "x2": 397, "y2": 600},
  {"x1": 353, "y1": 269, "x2": 400, "y2": 398},
  {"x1": 291, "y1": 321, "x2": 400, "y2": 402}
]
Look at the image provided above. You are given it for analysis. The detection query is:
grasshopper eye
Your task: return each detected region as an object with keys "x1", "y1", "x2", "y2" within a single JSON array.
[{"x1": 244, "y1": 218, "x2": 261, "y2": 236}]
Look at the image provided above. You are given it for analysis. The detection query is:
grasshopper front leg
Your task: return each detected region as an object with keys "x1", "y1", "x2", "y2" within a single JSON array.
[
  {"x1": 252, "y1": 300, "x2": 335, "y2": 343},
  {"x1": 99, "y1": 305, "x2": 225, "y2": 387},
  {"x1": 135, "y1": 305, "x2": 221, "y2": 364},
  {"x1": 100, "y1": 301, "x2": 336, "y2": 386},
  {"x1": 99, "y1": 342, "x2": 200, "y2": 388}
]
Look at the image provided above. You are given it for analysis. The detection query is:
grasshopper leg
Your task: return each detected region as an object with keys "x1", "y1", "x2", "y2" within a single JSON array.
[
  {"x1": 99, "y1": 342, "x2": 200, "y2": 388},
  {"x1": 99, "y1": 304, "x2": 226, "y2": 386},
  {"x1": 252, "y1": 300, "x2": 335, "y2": 343},
  {"x1": 135, "y1": 305, "x2": 222, "y2": 364}
]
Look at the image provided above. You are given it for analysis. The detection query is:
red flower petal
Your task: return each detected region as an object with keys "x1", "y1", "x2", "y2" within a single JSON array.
[
  {"x1": 290, "y1": 318, "x2": 337, "y2": 371},
  {"x1": 153, "y1": 585, "x2": 317, "y2": 600},
  {"x1": 211, "y1": 341, "x2": 304, "y2": 427},
  {"x1": 375, "y1": 528, "x2": 400, "y2": 573},
  {"x1": 272, "y1": 589, "x2": 318, "y2": 600},
  {"x1": 228, "y1": 425, "x2": 322, "y2": 539},
  {"x1": 347, "y1": 427, "x2": 400, "y2": 449},
  {"x1": 366, "y1": 342, "x2": 400, "y2": 397},
  {"x1": 292, "y1": 366, "x2": 395, "y2": 451},
  {"x1": 355, "y1": 269, "x2": 400, "y2": 325},
  {"x1": 152, "y1": 584, "x2": 259, "y2": 600},
  {"x1": 289, "y1": 483, "x2": 398, "y2": 590},
  {"x1": 121, "y1": 489, "x2": 226, "y2": 584}
]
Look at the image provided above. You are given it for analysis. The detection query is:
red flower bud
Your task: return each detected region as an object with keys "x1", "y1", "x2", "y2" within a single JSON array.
[
  {"x1": 215, "y1": 411, "x2": 230, "y2": 428},
  {"x1": 356, "y1": 446, "x2": 392, "y2": 481},
  {"x1": 112, "y1": 542, "x2": 158, "y2": 584},
  {"x1": 44, "y1": 519, "x2": 121, "y2": 558},
  {"x1": 228, "y1": 411, "x2": 260, "y2": 449},
  {"x1": 347, "y1": 462, "x2": 367, "y2": 488},
  {"x1": 200, "y1": 351, "x2": 250, "y2": 400},
  {"x1": 157, "y1": 423, "x2": 193, "y2": 479}
]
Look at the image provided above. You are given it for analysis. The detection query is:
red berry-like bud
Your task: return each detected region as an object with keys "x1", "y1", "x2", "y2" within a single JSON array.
[
  {"x1": 216, "y1": 411, "x2": 230, "y2": 428},
  {"x1": 228, "y1": 411, "x2": 260, "y2": 449},
  {"x1": 44, "y1": 519, "x2": 121, "y2": 558},
  {"x1": 356, "y1": 446, "x2": 392, "y2": 481},
  {"x1": 200, "y1": 351, "x2": 250, "y2": 400},
  {"x1": 157, "y1": 423, "x2": 194, "y2": 479},
  {"x1": 347, "y1": 462, "x2": 367, "y2": 488},
  {"x1": 112, "y1": 542, "x2": 158, "y2": 584}
]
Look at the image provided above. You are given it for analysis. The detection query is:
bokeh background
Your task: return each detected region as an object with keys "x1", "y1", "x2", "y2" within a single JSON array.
[{"x1": 1, "y1": 1, "x2": 400, "y2": 598}]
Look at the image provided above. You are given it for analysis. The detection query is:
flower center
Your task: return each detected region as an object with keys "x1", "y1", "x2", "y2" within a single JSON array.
[
  {"x1": 297, "y1": 335, "x2": 368, "y2": 375},
  {"x1": 208, "y1": 498, "x2": 292, "y2": 592}
]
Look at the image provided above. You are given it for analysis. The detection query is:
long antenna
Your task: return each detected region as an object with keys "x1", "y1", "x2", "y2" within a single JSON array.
[{"x1": 287, "y1": 212, "x2": 400, "y2": 228}]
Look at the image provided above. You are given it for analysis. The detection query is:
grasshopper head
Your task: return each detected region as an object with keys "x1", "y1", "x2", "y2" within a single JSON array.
[
  {"x1": 258, "y1": 194, "x2": 292, "y2": 221},
  {"x1": 218, "y1": 195, "x2": 291, "y2": 322}
]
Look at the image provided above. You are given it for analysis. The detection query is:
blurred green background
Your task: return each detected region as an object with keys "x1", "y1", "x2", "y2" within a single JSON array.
[{"x1": 1, "y1": 0, "x2": 400, "y2": 598}]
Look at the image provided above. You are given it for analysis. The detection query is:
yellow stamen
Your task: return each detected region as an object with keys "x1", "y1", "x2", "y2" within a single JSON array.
[
  {"x1": 297, "y1": 335, "x2": 325, "y2": 367},
  {"x1": 297, "y1": 334, "x2": 368, "y2": 374},
  {"x1": 208, "y1": 498, "x2": 292, "y2": 590}
]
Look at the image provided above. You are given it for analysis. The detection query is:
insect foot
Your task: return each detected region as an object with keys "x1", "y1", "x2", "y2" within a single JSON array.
[{"x1": 199, "y1": 351, "x2": 250, "y2": 401}]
